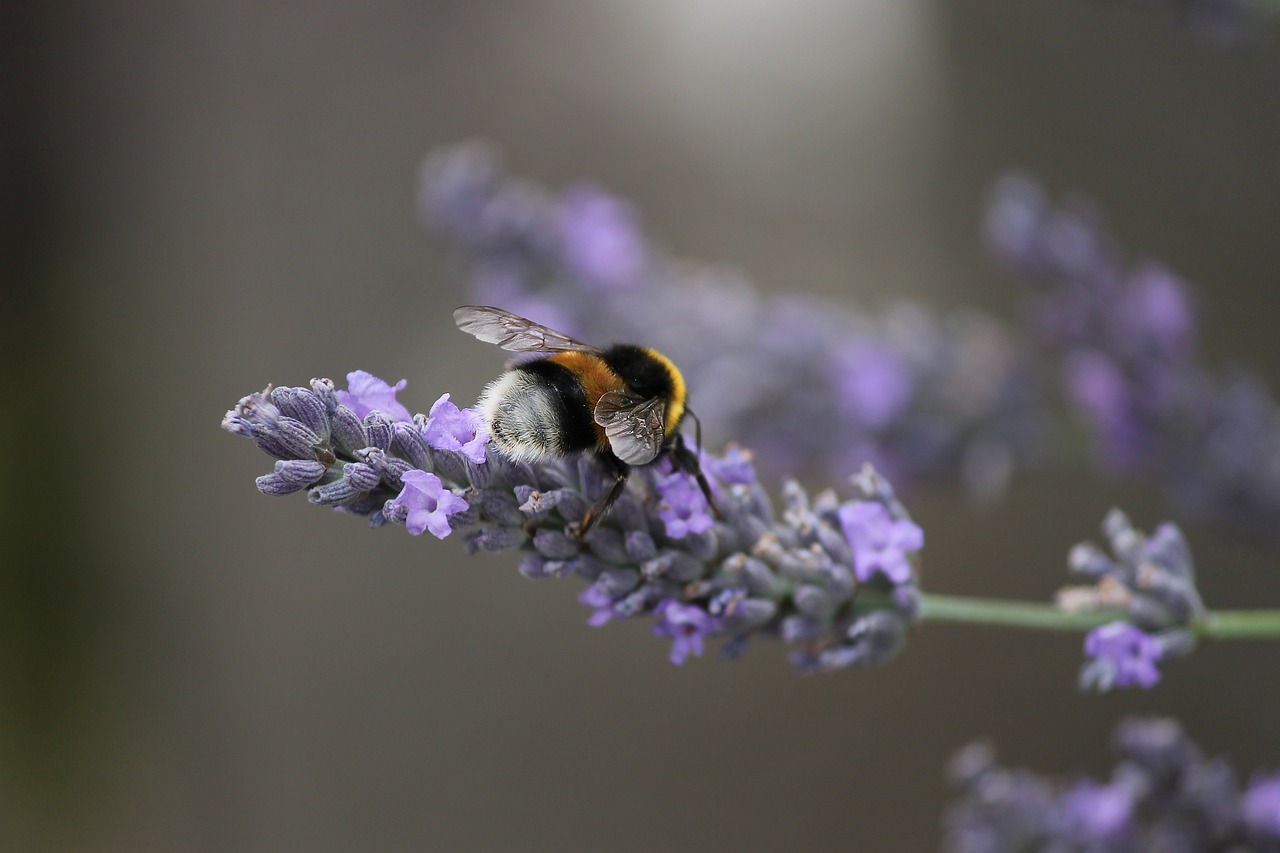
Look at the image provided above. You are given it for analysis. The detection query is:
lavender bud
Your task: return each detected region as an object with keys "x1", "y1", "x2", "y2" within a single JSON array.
[
  {"x1": 341, "y1": 493, "x2": 388, "y2": 516},
  {"x1": 781, "y1": 616, "x2": 825, "y2": 644},
  {"x1": 533, "y1": 529, "x2": 580, "y2": 560},
  {"x1": 309, "y1": 377, "x2": 339, "y2": 412},
  {"x1": 660, "y1": 550, "x2": 703, "y2": 583},
  {"x1": 256, "y1": 473, "x2": 302, "y2": 496},
  {"x1": 341, "y1": 462, "x2": 380, "y2": 492},
  {"x1": 794, "y1": 585, "x2": 836, "y2": 621},
  {"x1": 781, "y1": 478, "x2": 809, "y2": 515},
  {"x1": 845, "y1": 611, "x2": 907, "y2": 665},
  {"x1": 307, "y1": 478, "x2": 364, "y2": 507},
  {"x1": 595, "y1": 567, "x2": 641, "y2": 598},
  {"x1": 1135, "y1": 563, "x2": 1204, "y2": 620},
  {"x1": 473, "y1": 488, "x2": 523, "y2": 526},
  {"x1": 329, "y1": 405, "x2": 368, "y2": 456},
  {"x1": 270, "y1": 417, "x2": 324, "y2": 460},
  {"x1": 892, "y1": 584, "x2": 922, "y2": 621},
  {"x1": 1153, "y1": 629, "x2": 1197, "y2": 661},
  {"x1": 429, "y1": 448, "x2": 471, "y2": 488},
  {"x1": 1145, "y1": 522, "x2": 1194, "y2": 580},
  {"x1": 465, "y1": 456, "x2": 494, "y2": 490},
  {"x1": 1069, "y1": 542, "x2": 1115, "y2": 580},
  {"x1": 359, "y1": 447, "x2": 413, "y2": 491},
  {"x1": 363, "y1": 412, "x2": 395, "y2": 451},
  {"x1": 271, "y1": 386, "x2": 330, "y2": 442},
  {"x1": 464, "y1": 526, "x2": 527, "y2": 553},
  {"x1": 275, "y1": 459, "x2": 328, "y2": 487},
  {"x1": 382, "y1": 499, "x2": 409, "y2": 525},
  {"x1": 625, "y1": 531, "x2": 658, "y2": 564},
  {"x1": 519, "y1": 556, "x2": 569, "y2": 580},
  {"x1": 722, "y1": 598, "x2": 776, "y2": 631},
  {"x1": 391, "y1": 422, "x2": 434, "y2": 471},
  {"x1": 547, "y1": 488, "x2": 590, "y2": 523},
  {"x1": 583, "y1": 527, "x2": 630, "y2": 564},
  {"x1": 682, "y1": 528, "x2": 719, "y2": 562},
  {"x1": 609, "y1": 491, "x2": 648, "y2": 533}
]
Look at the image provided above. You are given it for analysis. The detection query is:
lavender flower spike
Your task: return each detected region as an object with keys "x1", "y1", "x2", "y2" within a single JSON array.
[
  {"x1": 224, "y1": 374, "x2": 926, "y2": 670},
  {"x1": 947, "y1": 717, "x2": 1279, "y2": 852}
]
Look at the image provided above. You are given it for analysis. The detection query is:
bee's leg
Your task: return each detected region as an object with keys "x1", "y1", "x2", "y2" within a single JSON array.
[
  {"x1": 573, "y1": 455, "x2": 631, "y2": 541},
  {"x1": 671, "y1": 433, "x2": 720, "y2": 518}
]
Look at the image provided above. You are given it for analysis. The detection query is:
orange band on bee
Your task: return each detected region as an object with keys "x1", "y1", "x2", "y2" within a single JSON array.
[{"x1": 547, "y1": 352, "x2": 624, "y2": 447}]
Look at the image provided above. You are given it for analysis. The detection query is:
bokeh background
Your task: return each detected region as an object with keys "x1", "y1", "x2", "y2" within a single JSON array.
[{"x1": 8, "y1": 1, "x2": 1280, "y2": 850}]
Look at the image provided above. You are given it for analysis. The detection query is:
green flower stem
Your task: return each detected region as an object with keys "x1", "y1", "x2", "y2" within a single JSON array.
[
  {"x1": 917, "y1": 593, "x2": 1280, "y2": 640},
  {"x1": 919, "y1": 594, "x2": 1113, "y2": 632}
]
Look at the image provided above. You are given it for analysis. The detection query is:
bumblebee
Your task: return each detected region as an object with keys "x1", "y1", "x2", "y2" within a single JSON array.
[{"x1": 454, "y1": 305, "x2": 717, "y2": 536}]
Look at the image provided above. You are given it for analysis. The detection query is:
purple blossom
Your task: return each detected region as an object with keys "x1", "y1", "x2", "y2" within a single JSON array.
[
  {"x1": 1242, "y1": 772, "x2": 1280, "y2": 839},
  {"x1": 1082, "y1": 622, "x2": 1164, "y2": 690},
  {"x1": 701, "y1": 443, "x2": 758, "y2": 488},
  {"x1": 578, "y1": 583, "x2": 620, "y2": 628},
  {"x1": 948, "y1": 717, "x2": 1273, "y2": 852},
  {"x1": 654, "y1": 469, "x2": 715, "y2": 539},
  {"x1": 651, "y1": 599, "x2": 716, "y2": 666},
  {"x1": 559, "y1": 184, "x2": 646, "y2": 289},
  {"x1": 1057, "y1": 780, "x2": 1135, "y2": 843},
  {"x1": 422, "y1": 393, "x2": 490, "y2": 463},
  {"x1": 1118, "y1": 264, "x2": 1195, "y2": 360},
  {"x1": 336, "y1": 370, "x2": 412, "y2": 422},
  {"x1": 832, "y1": 339, "x2": 915, "y2": 430},
  {"x1": 388, "y1": 469, "x2": 469, "y2": 538},
  {"x1": 838, "y1": 500, "x2": 923, "y2": 584}
]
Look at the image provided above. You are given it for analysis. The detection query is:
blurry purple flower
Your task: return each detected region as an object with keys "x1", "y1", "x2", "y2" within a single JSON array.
[
  {"x1": 1119, "y1": 264, "x2": 1195, "y2": 359},
  {"x1": 336, "y1": 370, "x2": 412, "y2": 422},
  {"x1": 1242, "y1": 772, "x2": 1280, "y2": 838},
  {"x1": 1057, "y1": 780, "x2": 1135, "y2": 843},
  {"x1": 1064, "y1": 349, "x2": 1128, "y2": 427},
  {"x1": 984, "y1": 172, "x2": 1048, "y2": 271},
  {"x1": 651, "y1": 599, "x2": 716, "y2": 665},
  {"x1": 702, "y1": 443, "x2": 758, "y2": 487},
  {"x1": 838, "y1": 500, "x2": 923, "y2": 584},
  {"x1": 833, "y1": 340, "x2": 915, "y2": 430},
  {"x1": 559, "y1": 184, "x2": 646, "y2": 289},
  {"x1": 1064, "y1": 349, "x2": 1144, "y2": 470},
  {"x1": 579, "y1": 583, "x2": 620, "y2": 627},
  {"x1": 948, "y1": 717, "x2": 1272, "y2": 852},
  {"x1": 1082, "y1": 622, "x2": 1164, "y2": 690},
  {"x1": 389, "y1": 469, "x2": 468, "y2": 538},
  {"x1": 423, "y1": 393, "x2": 490, "y2": 463},
  {"x1": 655, "y1": 470, "x2": 715, "y2": 539}
]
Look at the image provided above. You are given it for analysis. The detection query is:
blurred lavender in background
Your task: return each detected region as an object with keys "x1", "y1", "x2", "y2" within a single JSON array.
[
  {"x1": 420, "y1": 143, "x2": 1051, "y2": 503},
  {"x1": 987, "y1": 174, "x2": 1280, "y2": 539},
  {"x1": 420, "y1": 144, "x2": 1280, "y2": 547},
  {"x1": 946, "y1": 717, "x2": 1280, "y2": 852}
]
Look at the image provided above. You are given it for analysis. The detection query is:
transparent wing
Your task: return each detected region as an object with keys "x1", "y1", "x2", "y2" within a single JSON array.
[
  {"x1": 453, "y1": 305, "x2": 601, "y2": 354},
  {"x1": 594, "y1": 391, "x2": 665, "y2": 466}
]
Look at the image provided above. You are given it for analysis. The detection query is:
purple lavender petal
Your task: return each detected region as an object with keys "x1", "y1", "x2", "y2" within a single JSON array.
[
  {"x1": 336, "y1": 370, "x2": 412, "y2": 422},
  {"x1": 388, "y1": 469, "x2": 469, "y2": 539}
]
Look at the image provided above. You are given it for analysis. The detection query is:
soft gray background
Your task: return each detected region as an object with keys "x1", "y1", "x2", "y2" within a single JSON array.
[{"x1": 8, "y1": 1, "x2": 1280, "y2": 850}]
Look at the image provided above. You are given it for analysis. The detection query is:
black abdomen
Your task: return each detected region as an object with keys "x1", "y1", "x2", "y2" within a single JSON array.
[{"x1": 517, "y1": 358, "x2": 598, "y2": 453}]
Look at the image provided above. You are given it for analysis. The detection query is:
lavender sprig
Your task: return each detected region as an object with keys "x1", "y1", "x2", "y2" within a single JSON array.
[
  {"x1": 224, "y1": 372, "x2": 1280, "y2": 682},
  {"x1": 988, "y1": 173, "x2": 1280, "y2": 541},
  {"x1": 946, "y1": 717, "x2": 1280, "y2": 852},
  {"x1": 223, "y1": 372, "x2": 924, "y2": 671}
]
